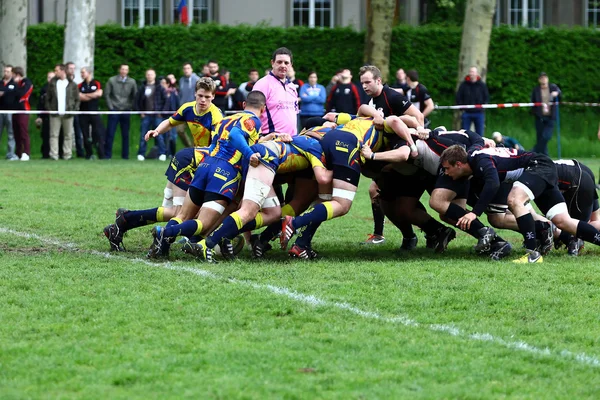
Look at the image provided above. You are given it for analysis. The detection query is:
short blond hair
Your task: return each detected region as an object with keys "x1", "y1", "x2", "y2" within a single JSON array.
[
  {"x1": 196, "y1": 77, "x2": 216, "y2": 94},
  {"x1": 359, "y1": 65, "x2": 382, "y2": 80}
]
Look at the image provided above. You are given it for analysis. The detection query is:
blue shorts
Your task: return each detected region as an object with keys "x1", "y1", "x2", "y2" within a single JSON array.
[
  {"x1": 189, "y1": 156, "x2": 241, "y2": 201},
  {"x1": 320, "y1": 129, "x2": 361, "y2": 186},
  {"x1": 165, "y1": 147, "x2": 209, "y2": 190}
]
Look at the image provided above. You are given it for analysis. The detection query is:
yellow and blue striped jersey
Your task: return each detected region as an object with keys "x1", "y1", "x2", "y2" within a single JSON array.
[
  {"x1": 169, "y1": 102, "x2": 223, "y2": 147},
  {"x1": 209, "y1": 111, "x2": 262, "y2": 169}
]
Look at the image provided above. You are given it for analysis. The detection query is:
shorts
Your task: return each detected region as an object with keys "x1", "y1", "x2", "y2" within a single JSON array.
[
  {"x1": 467, "y1": 181, "x2": 512, "y2": 215},
  {"x1": 563, "y1": 166, "x2": 598, "y2": 221},
  {"x1": 320, "y1": 129, "x2": 361, "y2": 186},
  {"x1": 435, "y1": 171, "x2": 470, "y2": 199},
  {"x1": 189, "y1": 156, "x2": 241, "y2": 202},
  {"x1": 251, "y1": 141, "x2": 284, "y2": 174},
  {"x1": 165, "y1": 147, "x2": 208, "y2": 190},
  {"x1": 378, "y1": 170, "x2": 435, "y2": 201}
]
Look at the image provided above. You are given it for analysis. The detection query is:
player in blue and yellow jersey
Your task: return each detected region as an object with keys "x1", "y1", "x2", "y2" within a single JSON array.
[
  {"x1": 147, "y1": 91, "x2": 267, "y2": 258},
  {"x1": 280, "y1": 113, "x2": 418, "y2": 254},
  {"x1": 144, "y1": 77, "x2": 223, "y2": 147},
  {"x1": 103, "y1": 146, "x2": 210, "y2": 251}
]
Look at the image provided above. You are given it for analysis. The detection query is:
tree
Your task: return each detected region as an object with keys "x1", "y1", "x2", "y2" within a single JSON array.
[
  {"x1": 365, "y1": 0, "x2": 396, "y2": 83},
  {"x1": 64, "y1": 0, "x2": 96, "y2": 84},
  {"x1": 0, "y1": 0, "x2": 28, "y2": 74},
  {"x1": 454, "y1": 0, "x2": 496, "y2": 128}
]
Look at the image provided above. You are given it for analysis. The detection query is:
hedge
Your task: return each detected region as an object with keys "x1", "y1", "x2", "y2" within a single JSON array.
[{"x1": 27, "y1": 23, "x2": 600, "y2": 106}]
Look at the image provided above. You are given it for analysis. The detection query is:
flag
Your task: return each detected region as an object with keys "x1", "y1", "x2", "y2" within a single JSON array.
[{"x1": 178, "y1": 0, "x2": 189, "y2": 25}]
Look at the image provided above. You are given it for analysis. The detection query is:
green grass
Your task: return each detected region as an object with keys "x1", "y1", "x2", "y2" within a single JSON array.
[{"x1": 1, "y1": 159, "x2": 600, "y2": 399}]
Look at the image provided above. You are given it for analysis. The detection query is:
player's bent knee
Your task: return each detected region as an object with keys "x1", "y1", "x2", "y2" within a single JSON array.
[
  {"x1": 204, "y1": 201, "x2": 226, "y2": 215},
  {"x1": 546, "y1": 202, "x2": 569, "y2": 224}
]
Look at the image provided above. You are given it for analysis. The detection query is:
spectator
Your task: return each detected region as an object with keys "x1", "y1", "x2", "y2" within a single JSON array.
[
  {"x1": 11, "y1": 66, "x2": 33, "y2": 161},
  {"x1": 36, "y1": 71, "x2": 56, "y2": 159},
  {"x1": 160, "y1": 75, "x2": 180, "y2": 157},
  {"x1": 299, "y1": 71, "x2": 326, "y2": 129},
  {"x1": 391, "y1": 68, "x2": 408, "y2": 94},
  {"x1": 326, "y1": 68, "x2": 361, "y2": 114},
  {"x1": 252, "y1": 46, "x2": 299, "y2": 136},
  {"x1": 0, "y1": 64, "x2": 18, "y2": 160},
  {"x1": 235, "y1": 68, "x2": 259, "y2": 109},
  {"x1": 221, "y1": 68, "x2": 238, "y2": 112},
  {"x1": 405, "y1": 69, "x2": 434, "y2": 127},
  {"x1": 456, "y1": 66, "x2": 489, "y2": 136},
  {"x1": 135, "y1": 68, "x2": 169, "y2": 161},
  {"x1": 205, "y1": 60, "x2": 228, "y2": 112},
  {"x1": 46, "y1": 64, "x2": 79, "y2": 160},
  {"x1": 492, "y1": 131, "x2": 524, "y2": 151},
  {"x1": 531, "y1": 72, "x2": 561, "y2": 156},
  {"x1": 178, "y1": 62, "x2": 199, "y2": 105},
  {"x1": 104, "y1": 64, "x2": 137, "y2": 159},
  {"x1": 287, "y1": 65, "x2": 304, "y2": 94},
  {"x1": 79, "y1": 66, "x2": 105, "y2": 160},
  {"x1": 325, "y1": 69, "x2": 342, "y2": 98},
  {"x1": 66, "y1": 61, "x2": 85, "y2": 157},
  {"x1": 202, "y1": 64, "x2": 210, "y2": 76}
]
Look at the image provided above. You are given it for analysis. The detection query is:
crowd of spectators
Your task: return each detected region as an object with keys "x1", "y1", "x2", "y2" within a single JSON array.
[{"x1": 0, "y1": 60, "x2": 563, "y2": 161}]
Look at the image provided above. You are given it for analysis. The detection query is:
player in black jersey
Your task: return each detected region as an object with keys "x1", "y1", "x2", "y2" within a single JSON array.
[
  {"x1": 359, "y1": 65, "x2": 425, "y2": 249},
  {"x1": 440, "y1": 145, "x2": 600, "y2": 263}
]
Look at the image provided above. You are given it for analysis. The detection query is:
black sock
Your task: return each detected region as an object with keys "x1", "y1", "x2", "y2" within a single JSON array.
[
  {"x1": 421, "y1": 218, "x2": 445, "y2": 236},
  {"x1": 259, "y1": 221, "x2": 281, "y2": 243},
  {"x1": 445, "y1": 203, "x2": 484, "y2": 238},
  {"x1": 576, "y1": 220, "x2": 600, "y2": 245},
  {"x1": 372, "y1": 203, "x2": 385, "y2": 236},
  {"x1": 399, "y1": 222, "x2": 415, "y2": 239},
  {"x1": 516, "y1": 213, "x2": 537, "y2": 250}
]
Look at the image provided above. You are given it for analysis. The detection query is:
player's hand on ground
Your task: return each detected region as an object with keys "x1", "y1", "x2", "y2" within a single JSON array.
[
  {"x1": 249, "y1": 152, "x2": 260, "y2": 167},
  {"x1": 361, "y1": 144, "x2": 373, "y2": 160},
  {"x1": 145, "y1": 130, "x2": 159, "y2": 141},
  {"x1": 457, "y1": 212, "x2": 476, "y2": 230}
]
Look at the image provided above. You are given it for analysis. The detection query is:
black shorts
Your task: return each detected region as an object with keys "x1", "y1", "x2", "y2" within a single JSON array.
[
  {"x1": 378, "y1": 170, "x2": 435, "y2": 201},
  {"x1": 519, "y1": 154, "x2": 558, "y2": 190},
  {"x1": 321, "y1": 129, "x2": 361, "y2": 186},
  {"x1": 434, "y1": 171, "x2": 470, "y2": 199},
  {"x1": 467, "y1": 181, "x2": 512, "y2": 214},
  {"x1": 563, "y1": 166, "x2": 598, "y2": 221}
]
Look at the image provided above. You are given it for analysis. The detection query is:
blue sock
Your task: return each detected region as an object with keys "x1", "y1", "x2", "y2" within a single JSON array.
[
  {"x1": 260, "y1": 222, "x2": 281, "y2": 243},
  {"x1": 122, "y1": 208, "x2": 160, "y2": 229},
  {"x1": 206, "y1": 213, "x2": 244, "y2": 249},
  {"x1": 295, "y1": 221, "x2": 322, "y2": 248},
  {"x1": 293, "y1": 203, "x2": 331, "y2": 231},
  {"x1": 163, "y1": 219, "x2": 202, "y2": 239}
]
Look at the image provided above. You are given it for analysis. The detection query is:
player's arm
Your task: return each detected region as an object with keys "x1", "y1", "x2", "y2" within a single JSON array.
[
  {"x1": 361, "y1": 143, "x2": 411, "y2": 163},
  {"x1": 422, "y1": 98, "x2": 434, "y2": 118},
  {"x1": 229, "y1": 125, "x2": 260, "y2": 166},
  {"x1": 384, "y1": 116, "x2": 417, "y2": 152},
  {"x1": 471, "y1": 156, "x2": 500, "y2": 216},
  {"x1": 144, "y1": 117, "x2": 176, "y2": 141},
  {"x1": 403, "y1": 104, "x2": 425, "y2": 127}
]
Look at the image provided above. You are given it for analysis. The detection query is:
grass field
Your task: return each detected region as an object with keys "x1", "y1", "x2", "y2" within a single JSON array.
[{"x1": 2, "y1": 158, "x2": 600, "y2": 399}]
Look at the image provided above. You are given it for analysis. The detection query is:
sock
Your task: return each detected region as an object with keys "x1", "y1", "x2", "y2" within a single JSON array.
[
  {"x1": 420, "y1": 218, "x2": 445, "y2": 236},
  {"x1": 259, "y1": 221, "x2": 281, "y2": 243},
  {"x1": 206, "y1": 212, "x2": 244, "y2": 249},
  {"x1": 558, "y1": 230, "x2": 572, "y2": 246},
  {"x1": 516, "y1": 213, "x2": 537, "y2": 251},
  {"x1": 371, "y1": 202, "x2": 385, "y2": 236},
  {"x1": 292, "y1": 202, "x2": 334, "y2": 231},
  {"x1": 163, "y1": 218, "x2": 203, "y2": 239},
  {"x1": 295, "y1": 221, "x2": 322, "y2": 248},
  {"x1": 444, "y1": 203, "x2": 485, "y2": 238},
  {"x1": 576, "y1": 220, "x2": 600, "y2": 245},
  {"x1": 281, "y1": 203, "x2": 296, "y2": 217},
  {"x1": 239, "y1": 213, "x2": 264, "y2": 234},
  {"x1": 399, "y1": 222, "x2": 416, "y2": 239},
  {"x1": 122, "y1": 207, "x2": 166, "y2": 230},
  {"x1": 189, "y1": 235, "x2": 204, "y2": 244}
]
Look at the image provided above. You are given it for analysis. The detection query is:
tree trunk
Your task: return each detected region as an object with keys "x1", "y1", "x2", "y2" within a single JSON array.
[
  {"x1": 64, "y1": 0, "x2": 96, "y2": 84},
  {"x1": 365, "y1": 0, "x2": 396, "y2": 83},
  {"x1": 453, "y1": 0, "x2": 496, "y2": 129},
  {"x1": 0, "y1": 0, "x2": 28, "y2": 74}
]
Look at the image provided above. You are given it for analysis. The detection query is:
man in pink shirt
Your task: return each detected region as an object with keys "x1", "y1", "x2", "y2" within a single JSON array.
[{"x1": 252, "y1": 47, "x2": 299, "y2": 136}]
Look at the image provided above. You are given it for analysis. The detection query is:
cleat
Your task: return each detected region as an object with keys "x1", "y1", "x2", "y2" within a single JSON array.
[
  {"x1": 473, "y1": 227, "x2": 497, "y2": 253},
  {"x1": 231, "y1": 235, "x2": 245, "y2": 256},
  {"x1": 251, "y1": 236, "x2": 272, "y2": 259},
  {"x1": 218, "y1": 238, "x2": 236, "y2": 260},
  {"x1": 361, "y1": 234, "x2": 386, "y2": 245},
  {"x1": 289, "y1": 244, "x2": 313, "y2": 260},
  {"x1": 489, "y1": 240, "x2": 513, "y2": 261},
  {"x1": 567, "y1": 238, "x2": 584, "y2": 256},
  {"x1": 148, "y1": 226, "x2": 170, "y2": 258},
  {"x1": 425, "y1": 234, "x2": 436, "y2": 249},
  {"x1": 538, "y1": 222, "x2": 554, "y2": 255},
  {"x1": 434, "y1": 227, "x2": 456, "y2": 254},
  {"x1": 306, "y1": 246, "x2": 319, "y2": 259},
  {"x1": 400, "y1": 235, "x2": 418, "y2": 251},
  {"x1": 182, "y1": 240, "x2": 215, "y2": 262},
  {"x1": 114, "y1": 208, "x2": 129, "y2": 230},
  {"x1": 103, "y1": 224, "x2": 125, "y2": 252},
  {"x1": 513, "y1": 250, "x2": 543, "y2": 264},
  {"x1": 280, "y1": 216, "x2": 296, "y2": 250}
]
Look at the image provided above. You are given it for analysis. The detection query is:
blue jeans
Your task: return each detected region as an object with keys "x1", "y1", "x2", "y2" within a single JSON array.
[
  {"x1": 105, "y1": 113, "x2": 131, "y2": 159},
  {"x1": 461, "y1": 112, "x2": 485, "y2": 136},
  {"x1": 138, "y1": 115, "x2": 165, "y2": 157},
  {"x1": 533, "y1": 117, "x2": 555, "y2": 156}
]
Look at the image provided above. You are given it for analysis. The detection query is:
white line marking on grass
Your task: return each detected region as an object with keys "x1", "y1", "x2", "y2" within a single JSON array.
[{"x1": 2, "y1": 226, "x2": 599, "y2": 368}]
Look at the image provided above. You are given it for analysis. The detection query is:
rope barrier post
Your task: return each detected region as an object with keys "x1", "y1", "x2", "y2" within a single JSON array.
[{"x1": 555, "y1": 97, "x2": 561, "y2": 159}]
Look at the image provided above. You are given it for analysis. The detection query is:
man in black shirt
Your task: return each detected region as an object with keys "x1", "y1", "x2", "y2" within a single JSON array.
[
  {"x1": 456, "y1": 67, "x2": 489, "y2": 136},
  {"x1": 79, "y1": 67, "x2": 105, "y2": 160},
  {"x1": 325, "y1": 69, "x2": 361, "y2": 114},
  {"x1": 405, "y1": 70, "x2": 434, "y2": 128},
  {"x1": 0, "y1": 64, "x2": 18, "y2": 160}
]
